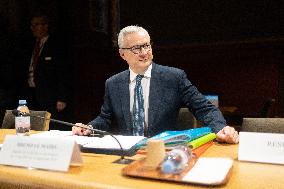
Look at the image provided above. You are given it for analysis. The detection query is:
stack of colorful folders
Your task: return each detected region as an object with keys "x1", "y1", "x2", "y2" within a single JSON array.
[{"x1": 135, "y1": 127, "x2": 216, "y2": 156}]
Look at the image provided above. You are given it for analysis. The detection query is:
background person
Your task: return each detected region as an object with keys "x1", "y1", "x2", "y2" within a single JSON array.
[{"x1": 17, "y1": 12, "x2": 73, "y2": 130}]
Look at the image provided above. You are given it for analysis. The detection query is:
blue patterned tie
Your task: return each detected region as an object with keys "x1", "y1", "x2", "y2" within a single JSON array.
[{"x1": 132, "y1": 75, "x2": 144, "y2": 136}]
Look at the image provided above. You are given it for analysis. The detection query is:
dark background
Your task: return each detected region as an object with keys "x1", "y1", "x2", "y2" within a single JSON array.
[{"x1": 1, "y1": 0, "x2": 283, "y2": 125}]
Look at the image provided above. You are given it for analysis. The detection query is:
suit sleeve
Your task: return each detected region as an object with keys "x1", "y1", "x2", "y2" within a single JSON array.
[
  {"x1": 54, "y1": 40, "x2": 70, "y2": 103},
  {"x1": 88, "y1": 79, "x2": 112, "y2": 131},
  {"x1": 179, "y1": 70, "x2": 226, "y2": 133}
]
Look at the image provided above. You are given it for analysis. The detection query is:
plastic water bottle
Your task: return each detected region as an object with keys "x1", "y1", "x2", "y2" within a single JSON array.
[
  {"x1": 160, "y1": 145, "x2": 191, "y2": 174},
  {"x1": 15, "y1": 100, "x2": 31, "y2": 136}
]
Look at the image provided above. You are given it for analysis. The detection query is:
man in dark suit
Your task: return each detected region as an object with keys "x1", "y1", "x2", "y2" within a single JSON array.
[
  {"x1": 73, "y1": 25, "x2": 239, "y2": 143},
  {"x1": 20, "y1": 14, "x2": 72, "y2": 130}
]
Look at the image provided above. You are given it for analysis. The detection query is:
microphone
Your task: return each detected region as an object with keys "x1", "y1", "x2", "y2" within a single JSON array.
[
  {"x1": 12, "y1": 109, "x2": 107, "y2": 135},
  {"x1": 12, "y1": 109, "x2": 133, "y2": 164}
]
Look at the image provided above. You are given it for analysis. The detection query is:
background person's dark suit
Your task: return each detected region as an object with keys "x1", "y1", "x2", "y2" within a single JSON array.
[
  {"x1": 89, "y1": 63, "x2": 226, "y2": 137},
  {"x1": 20, "y1": 35, "x2": 73, "y2": 130}
]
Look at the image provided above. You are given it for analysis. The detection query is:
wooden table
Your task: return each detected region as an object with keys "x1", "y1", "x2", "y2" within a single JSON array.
[{"x1": 0, "y1": 129, "x2": 283, "y2": 189}]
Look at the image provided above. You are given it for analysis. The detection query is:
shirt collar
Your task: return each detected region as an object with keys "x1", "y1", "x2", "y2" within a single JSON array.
[
  {"x1": 38, "y1": 35, "x2": 49, "y2": 46},
  {"x1": 129, "y1": 63, "x2": 152, "y2": 82}
]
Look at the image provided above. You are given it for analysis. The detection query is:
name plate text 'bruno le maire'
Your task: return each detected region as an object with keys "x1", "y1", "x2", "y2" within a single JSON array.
[{"x1": 0, "y1": 135, "x2": 82, "y2": 171}]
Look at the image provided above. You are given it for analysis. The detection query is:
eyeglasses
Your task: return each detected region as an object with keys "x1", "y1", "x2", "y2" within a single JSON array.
[{"x1": 121, "y1": 43, "x2": 152, "y2": 54}]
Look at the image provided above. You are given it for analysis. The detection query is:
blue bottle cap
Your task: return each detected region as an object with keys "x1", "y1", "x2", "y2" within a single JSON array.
[
  {"x1": 19, "y1": 100, "x2": 27, "y2": 105},
  {"x1": 161, "y1": 160, "x2": 176, "y2": 174}
]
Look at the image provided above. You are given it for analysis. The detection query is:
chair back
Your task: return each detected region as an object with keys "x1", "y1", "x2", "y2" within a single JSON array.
[
  {"x1": 176, "y1": 108, "x2": 199, "y2": 130},
  {"x1": 1, "y1": 110, "x2": 51, "y2": 131},
  {"x1": 259, "y1": 98, "x2": 276, "y2": 118},
  {"x1": 242, "y1": 118, "x2": 284, "y2": 133}
]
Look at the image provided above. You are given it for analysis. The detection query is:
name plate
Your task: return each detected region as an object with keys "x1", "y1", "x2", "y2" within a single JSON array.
[
  {"x1": 0, "y1": 135, "x2": 82, "y2": 172},
  {"x1": 238, "y1": 132, "x2": 284, "y2": 165}
]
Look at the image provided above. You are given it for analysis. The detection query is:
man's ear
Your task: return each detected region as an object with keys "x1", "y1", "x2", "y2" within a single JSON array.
[{"x1": 119, "y1": 49, "x2": 126, "y2": 60}]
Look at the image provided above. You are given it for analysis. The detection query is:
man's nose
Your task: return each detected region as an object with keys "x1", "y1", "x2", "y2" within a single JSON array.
[{"x1": 140, "y1": 47, "x2": 148, "y2": 54}]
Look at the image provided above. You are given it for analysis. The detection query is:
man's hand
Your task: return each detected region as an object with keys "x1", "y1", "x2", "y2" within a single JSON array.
[
  {"x1": 56, "y1": 101, "x2": 66, "y2": 112},
  {"x1": 72, "y1": 123, "x2": 93, "y2": 136},
  {"x1": 216, "y1": 126, "x2": 239, "y2": 144}
]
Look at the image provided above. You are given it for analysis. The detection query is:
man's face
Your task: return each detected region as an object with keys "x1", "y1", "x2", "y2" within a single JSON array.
[
  {"x1": 30, "y1": 17, "x2": 49, "y2": 39},
  {"x1": 119, "y1": 31, "x2": 153, "y2": 74}
]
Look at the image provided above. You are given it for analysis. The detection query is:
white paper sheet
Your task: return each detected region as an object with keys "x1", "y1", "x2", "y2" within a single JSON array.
[
  {"x1": 182, "y1": 158, "x2": 233, "y2": 185},
  {"x1": 31, "y1": 131, "x2": 145, "y2": 150}
]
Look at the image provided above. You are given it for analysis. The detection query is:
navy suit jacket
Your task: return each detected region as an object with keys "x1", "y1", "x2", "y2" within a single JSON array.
[
  {"x1": 33, "y1": 36, "x2": 70, "y2": 106},
  {"x1": 19, "y1": 35, "x2": 70, "y2": 107},
  {"x1": 89, "y1": 63, "x2": 226, "y2": 137}
]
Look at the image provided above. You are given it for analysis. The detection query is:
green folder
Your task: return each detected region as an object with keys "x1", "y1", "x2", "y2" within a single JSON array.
[{"x1": 188, "y1": 133, "x2": 216, "y2": 149}]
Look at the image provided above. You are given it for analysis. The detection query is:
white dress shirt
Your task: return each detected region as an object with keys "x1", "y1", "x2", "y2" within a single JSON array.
[{"x1": 129, "y1": 64, "x2": 152, "y2": 132}]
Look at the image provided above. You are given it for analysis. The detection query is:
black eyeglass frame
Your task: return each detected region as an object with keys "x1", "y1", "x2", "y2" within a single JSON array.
[{"x1": 120, "y1": 42, "x2": 153, "y2": 54}]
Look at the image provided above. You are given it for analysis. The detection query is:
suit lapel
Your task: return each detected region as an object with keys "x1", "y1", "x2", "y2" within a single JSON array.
[
  {"x1": 148, "y1": 64, "x2": 164, "y2": 130},
  {"x1": 117, "y1": 64, "x2": 165, "y2": 135},
  {"x1": 118, "y1": 71, "x2": 132, "y2": 131}
]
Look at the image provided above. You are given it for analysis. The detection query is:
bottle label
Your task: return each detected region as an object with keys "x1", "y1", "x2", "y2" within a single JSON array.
[{"x1": 15, "y1": 117, "x2": 31, "y2": 128}]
